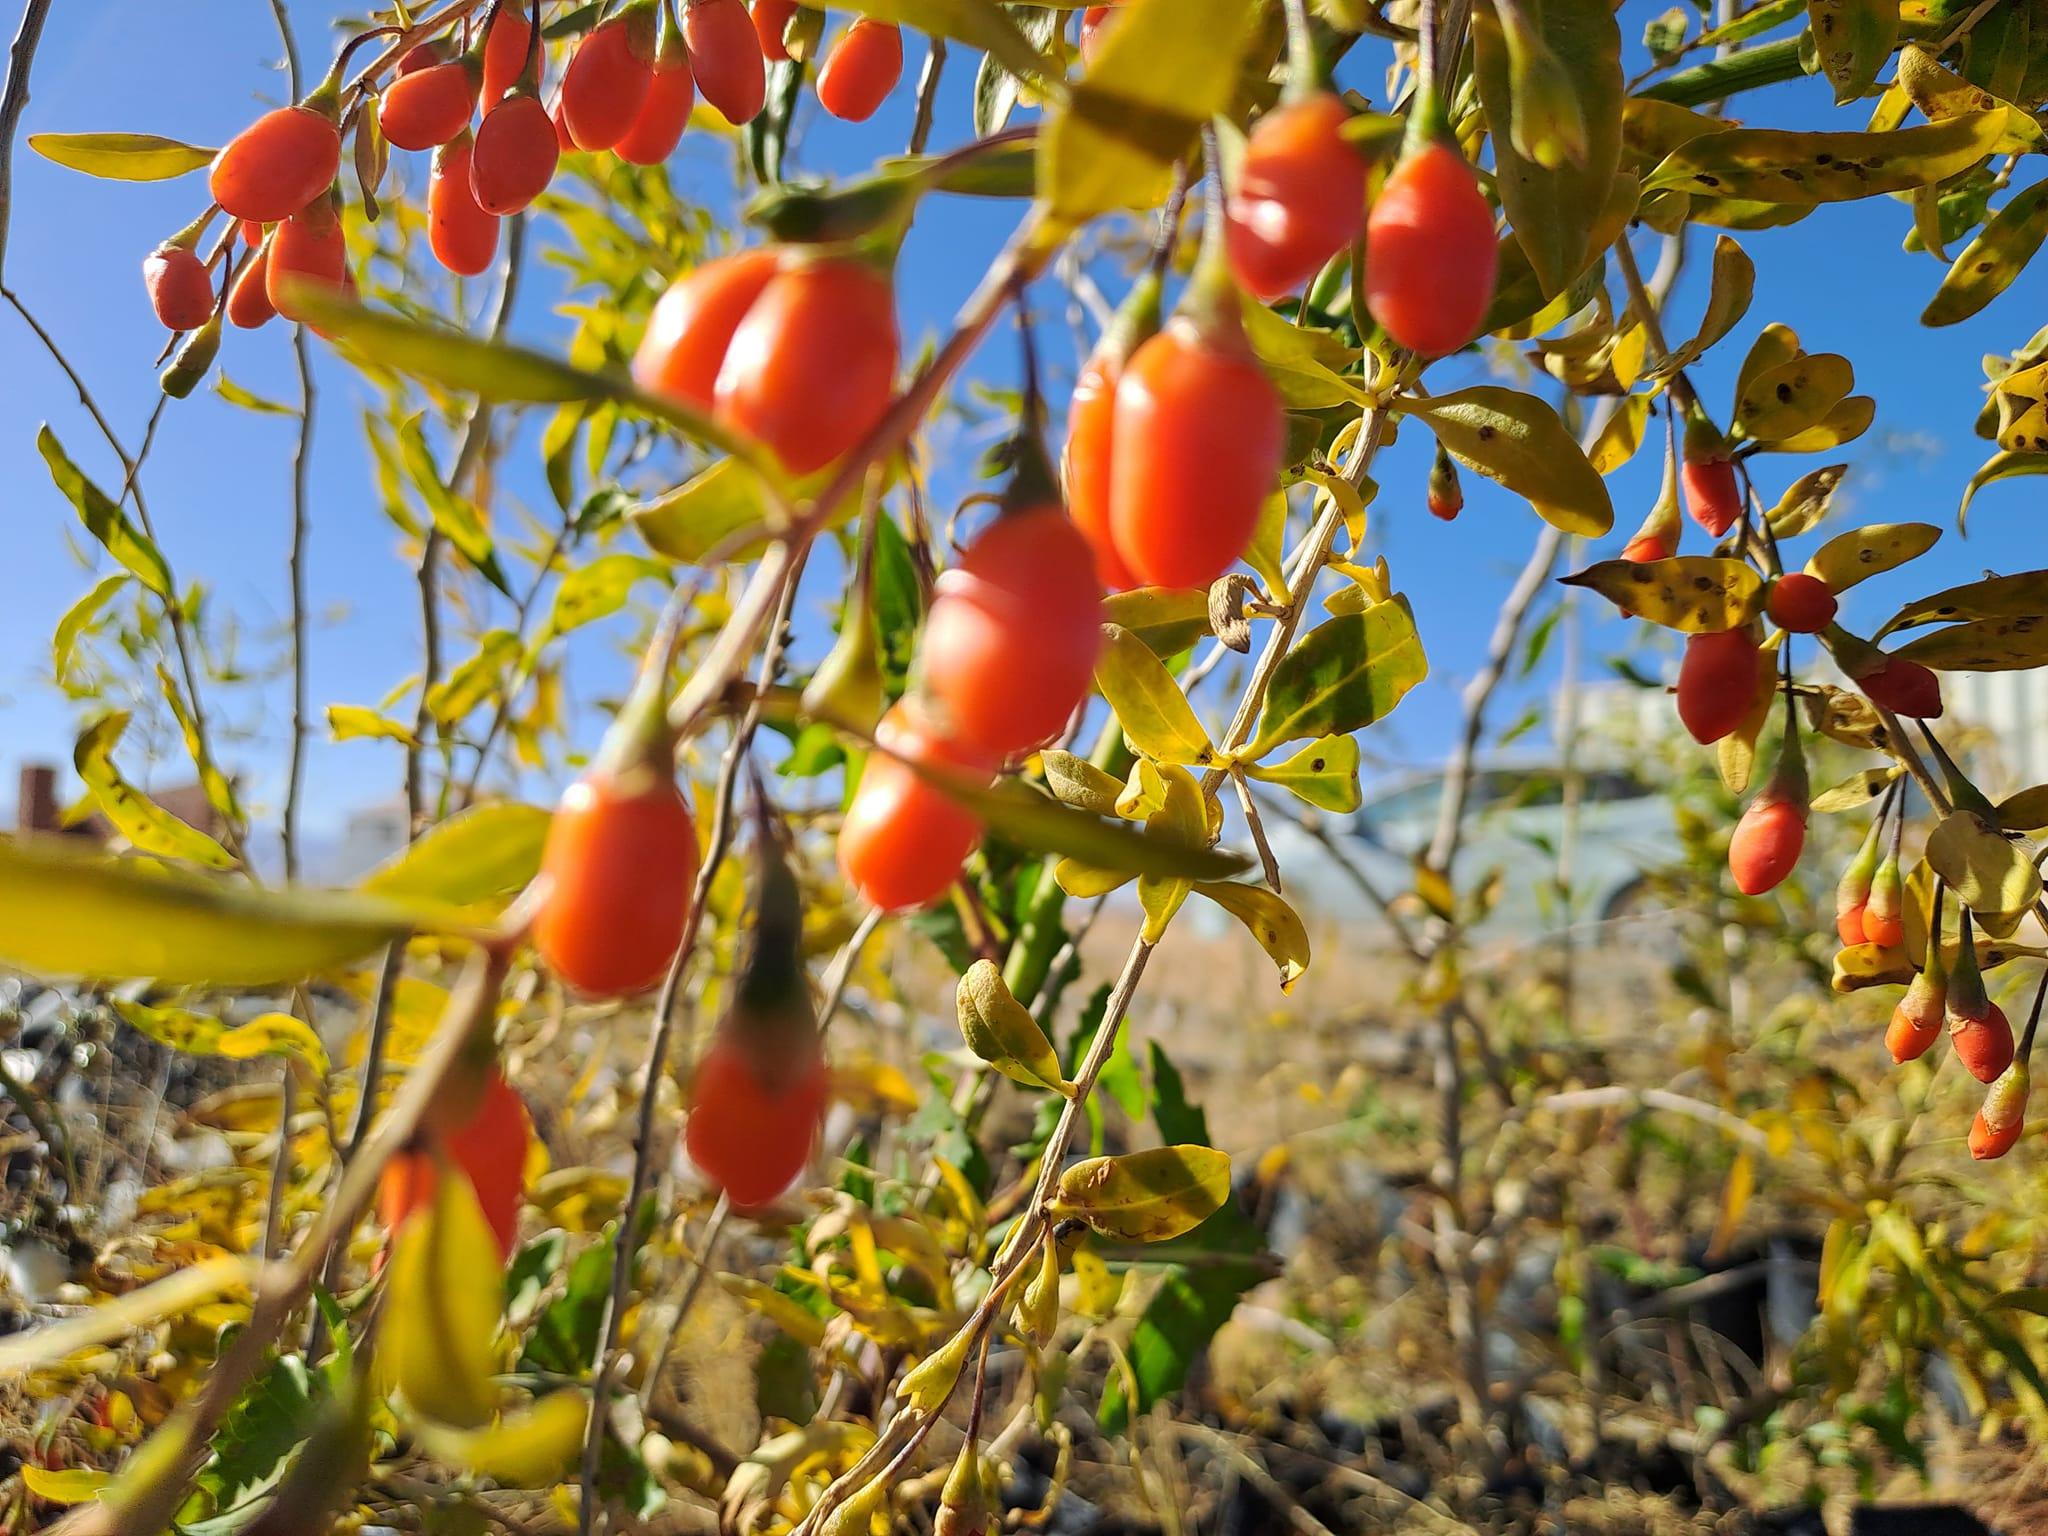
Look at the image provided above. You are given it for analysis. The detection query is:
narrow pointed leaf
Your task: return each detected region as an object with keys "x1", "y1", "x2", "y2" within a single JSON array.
[
  {"x1": 39, "y1": 427, "x2": 174, "y2": 598},
  {"x1": 1193, "y1": 881, "x2": 1310, "y2": 992},
  {"x1": 956, "y1": 959, "x2": 1070, "y2": 1093},
  {"x1": 1805, "y1": 521, "x2": 1939, "y2": 591},
  {"x1": 1560, "y1": 556, "x2": 1764, "y2": 631},
  {"x1": 1095, "y1": 623, "x2": 1214, "y2": 764},
  {"x1": 1249, "y1": 600, "x2": 1426, "y2": 754},
  {"x1": 30, "y1": 131, "x2": 217, "y2": 180},
  {"x1": 1054, "y1": 1146, "x2": 1232, "y2": 1242},
  {"x1": 1399, "y1": 388, "x2": 1614, "y2": 535},
  {"x1": 1643, "y1": 111, "x2": 2009, "y2": 203}
]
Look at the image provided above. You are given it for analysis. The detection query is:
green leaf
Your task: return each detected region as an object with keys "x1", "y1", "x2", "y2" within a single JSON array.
[
  {"x1": 1192, "y1": 881, "x2": 1310, "y2": 992},
  {"x1": 427, "y1": 630, "x2": 521, "y2": 723},
  {"x1": 815, "y1": 0, "x2": 1055, "y2": 87},
  {"x1": 1805, "y1": 522, "x2": 1940, "y2": 592},
  {"x1": 974, "y1": 5, "x2": 1061, "y2": 136},
  {"x1": 362, "y1": 803, "x2": 551, "y2": 909},
  {"x1": 1101, "y1": 586, "x2": 1212, "y2": 655},
  {"x1": 395, "y1": 415, "x2": 510, "y2": 596},
  {"x1": 410, "y1": 1393, "x2": 589, "y2": 1485},
  {"x1": 1805, "y1": 0, "x2": 1896, "y2": 101},
  {"x1": 1560, "y1": 556, "x2": 1764, "y2": 632},
  {"x1": 378, "y1": 1165, "x2": 502, "y2": 1428},
  {"x1": 1240, "y1": 734, "x2": 1361, "y2": 813},
  {"x1": 1095, "y1": 623, "x2": 1214, "y2": 765},
  {"x1": 73, "y1": 713, "x2": 235, "y2": 869},
  {"x1": 52, "y1": 574, "x2": 128, "y2": 688},
  {"x1": 1053, "y1": 1146, "x2": 1231, "y2": 1242},
  {"x1": 1877, "y1": 570, "x2": 2048, "y2": 635},
  {"x1": 1040, "y1": 748, "x2": 1126, "y2": 817},
  {"x1": 1922, "y1": 180, "x2": 2048, "y2": 327},
  {"x1": 1248, "y1": 600, "x2": 1427, "y2": 755},
  {"x1": 1038, "y1": 0, "x2": 1260, "y2": 222},
  {"x1": 1473, "y1": 0, "x2": 1624, "y2": 296},
  {"x1": 1098, "y1": 1260, "x2": 1264, "y2": 1434},
  {"x1": 327, "y1": 704, "x2": 419, "y2": 746},
  {"x1": 1766, "y1": 463, "x2": 1848, "y2": 537},
  {"x1": 1642, "y1": 111, "x2": 2010, "y2": 204},
  {"x1": 1240, "y1": 300, "x2": 1367, "y2": 409},
  {"x1": 39, "y1": 426, "x2": 174, "y2": 598},
  {"x1": 1892, "y1": 616, "x2": 2048, "y2": 671},
  {"x1": 956, "y1": 959, "x2": 1071, "y2": 1094},
  {"x1": 30, "y1": 131, "x2": 217, "y2": 180},
  {"x1": 520, "y1": 1227, "x2": 620, "y2": 1375},
  {"x1": 192, "y1": 1353, "x2": 318, "y2": 1519},
  {"x1": 545, "y1": 553, "x2": 667, "y2": 638},
  {"x1": 1399, "y1": 387, "x2": 1614, "y2": 535},
  {"x1": 0, "y1": 837, "x2": 424, "y2": 986},
  {"x1": 1958, "y1": 449, "x2": 2048, "y2": 529}
]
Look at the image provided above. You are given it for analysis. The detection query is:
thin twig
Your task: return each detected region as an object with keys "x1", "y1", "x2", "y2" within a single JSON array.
[
  {"x1": 282, "y1": 326, "x2": 315, "y2": 881},
  {"x1": 0, "y1": 0, "x2": 55, "y2": 284}
]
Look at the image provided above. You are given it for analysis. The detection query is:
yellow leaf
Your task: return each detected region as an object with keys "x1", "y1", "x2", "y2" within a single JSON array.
[
  {"x1": 21, "y1": 1467, "x2": 112, "y2": 1505},
  {"x1": 0, "y1": 1254, "x2": 252, "y2": 1374},
  {"x1": 1734, "y1": 350, "x2": 1853, "y2": 441},
  {"x1": 1095, "y1": 624, "x2": 1214, "y2": 765},
  {"x1": 1805, "y1": 522, "x2": 1940, "y2": 593},
  {"x1": 1643, "y1": 110, "x2": 2009, "y2": 204},
  {"x1": 378, "y1": 1166, "x2": 503, "y2": 1427},
  {"x1": 1100, "y1": 586, "x2": 1211, "y2": 655},
  {"x1": 217, "y1": 1011, "x2": 332, "y2": 1081},
  {"x1": 1560, "y1": 556, "x2": 1764, "y2": 632},
  {"x1": 1398, "y1": 387, "x2": 1614, "y2": 536},
  {"x1": 362, "y1": 803, "x2": 551, "y2": 910},
  {"x1": 1052, "y1": 1145, "x2": 1231, "y2": 1242},
  {"x1": 1039, "y1": 749, "x2": 1124, "y2": 817},
  {"x1": 897, "y1": 1326, "x2": 974, "y2": 1415},
  {"x1": 1706, "y1": 1149, "x2": 1754, "y2": 1262},
  {"x1": 73, "y1": 713, "x2": 234, "y2": 869},
  {"x1": 410, "y1": 1393, "x2": 589, "y2": 1485},
  {"x1": 1925, "y1": 811, "x2": 2042, "y2": 925},
  {"x1": 956, "y1": 960, "x2": 1071, "y2": 1094},
  {"x1": 1193, "y1": 881, "x2": 1310, "y2": 992},
  {"x1": 31, "y1": 132, "x2": 218, "y2": 181},
  {"x1": 1241, "y1": 735, "x2": 1361, "y2": 813}
]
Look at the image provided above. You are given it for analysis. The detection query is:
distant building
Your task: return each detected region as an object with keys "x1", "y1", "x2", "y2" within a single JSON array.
[
  {"x1": 13, "y1": 762, "x2": 226, "y2": 843},
  {"x1": 327, "y1": 796, "x2": 410, "y2": 881}
]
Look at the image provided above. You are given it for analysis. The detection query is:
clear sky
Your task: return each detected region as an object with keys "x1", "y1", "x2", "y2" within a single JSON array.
[{"x1": 2, "y1": 2, "x2": 2039, "y2": 870}]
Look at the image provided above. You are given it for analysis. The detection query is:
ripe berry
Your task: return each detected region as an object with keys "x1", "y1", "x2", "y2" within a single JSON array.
[
  {"x1": 561, "y1": 7, "x2": 657, "y2": 151},
  {"x1": 1674, "y1": 628, "x2": 1759, "y2": 745},
  {"x1": 918, "y1": 506, "x2": 1106, "y2": 759},
  {"x1": 228, "y1": 238, "x2": 279, "y2": 329},
  {"x1": 143, "y1": 242, "x2": 215, "y2": 331},
  {"x1": 1887, "y1": 970, "x2": 1945, "y2": 1063},
  {"x1": 1765, "y1": 572, "x2": 1836, "y2": 633},
  {"x1": 1951, "y1": 1001, "x2": 2014, "y2": 1083},
  {"x1": 1621, "y1": 531, "x2": 1674, "y2": 564},
  {"x1": 817, "y1": 19, "x2": 903, "y2": 122},
  {"x1": 480, "y1": 4, "x2": 536, "y2": 109},
  {"x1": 1364, "y1": 141, "x2": 1496, "y2": 357},
  {"x1": 1680, "y1": 453, "x2": 1741, "y2": 537},
  {"x1": 615, "y1": 24, "x2": 696, "y2": 165},
  {"x1": 684, "y1": 0, "x2": 768, "y2": 125},
  {"x1": 684, "y1": 1035, "x2": 830, "y2": 1209},
  {"x1": 633, "y1": 248, "x2": 783, "y2": 408},
  {"x1": 1836, "y1": 819, "x2": 1881, "y2": 946},
  {"x1": 753, "y1": 0, "x2": 799, "y2": 60},
  {"x1": 714, "y1": 254, "x2": 898, "y2": 475},
  {"x1": 239, "y1": 218, "x2": 267, "y2": 249},
  {"x1": 209, "y1": 105, "x2": 343, "y2": 223},
  {"x1": 533, "y1": 762, "x2": 699, "y2": 996},
  {"x1": 378, "y1": 1068, "x2": 532, "y2": 1259},
  {"x1": 1108, "y1": 317, "x2": 1284, "y2": 589},
  {"x1": 472, "y1": 89, "x2": 560, "y2": 215},
  {"x1": 1971, "y1": 1064, "x2": 2027, "y2": 1159},
  {"x1": 1862, "y1": 852, "x2": 1903, "y2": 948},
  {"x1": 1079, "y1": 5, "x2": 1116, "y2": 62},
  {"x1": 429, "y1": 133, "x2": 499, "y2": 277},
  {"x1": 380, "y1": 57, "x2": 476, "y2": 150},
  {"x1": 267, "y1": 197, "x2": 348, "y2": 323},
  {"x1": 1729, "y1": 794, "x2": 1804, "y2": 896},
  {"x1": 1970, "y1": 1109, "x2": 2022, "y2": 1159},
  {"x1": 1856, "y1": 656, "x2": 1944, "y2": 720},
  {"x1": 838, "y1": 701, "x2": 990, "y2": 912},
  {"x1": 1062, "y1": 276, "x2": 1158, "y2": 591},
  {"x1": 1225, "y1": 92, "x2": 1364, "y2": 302}
]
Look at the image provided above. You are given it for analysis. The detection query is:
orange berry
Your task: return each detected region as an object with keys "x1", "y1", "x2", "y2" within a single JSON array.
[
  {"x1": 1225, "y1": 92, "x2": 1364, "y2": 302},
  {"x1": 615, "y1": 28, "x2": 696, "y2": 164},
  {"x1": 1729, "y1": 794, "x2": 1805, "y2": 896},
  {"x1": 1836, "y1": 903, "x2": 1867, "y2": 948},
  {"x1": 1970, "y1": 1110, "x2": 2022, "y2": 1159},
  {"x1": 1079, "y1": 4, "x2": 1117, "y2": 62},
  {"x1": 684, "y1": 1035, "x2": 829, "y2": 1209},
  {"x1": 1856, "y1": 656, "x2": 1944, "y2": 720},
  {"x1": 143, "y1": 243, "x2": 215, "y2": 331},
  {"x1": 633, "y1": 248, "x2": 783, "y2": 409},
  {"x1": 429, "y1": 133, "x2": 499, "y2": 276},
  {"x1": 267, "y1": 198, "x2": 348, "y2": 323},
  {"x1": 753, "y1": 0, "x2": 799, "y2": 60},
  {"x1": 561, "y1": 10, "x2": 656, "y2": 151},
  {"x1": 380, "y1": 58, "x2": 476, "y2": 149},
  {"x1": 1621, "y1": 531, "x2": 1674, "y2": 564},
  {"x1": 713, "y1": 254, "x2": 898, "y2": 475},
  {"x1": 1674, "y1": 628, "x2": 1758, "y2": 745},
  {"x1": 227, "y1": 239, "x2": 278, "y2": 329},
  {"x1": 1950, "y1": 1001, "x2": 2014, "y2": 1084},
  {"x1": 838, "y1": 702, "x2": 989, "y2": 912},
  {"x1": 377, "y1": 1070, "x2": 532, "y2": 1259},
  {"x1": 1108, "y1": 318, "x2": 1284, "y2": 589},
  {"x1": 817, "y1": 19, "x2": 902, "y2": 122},
  {"x1": 480, "y1": 4, "x2": 536, "y2": 108},
  {"x1": 1364, "y1": 140, "x2": 1496, "y2": 357},
  {"x1": 1680, "y1": 455, "x2": 1740, "y2": 538},
  {"x1": 918, "y1": 506, "x2": 1106, "y2": 759},
  {"x1": 209, "y1": 105, "x2": 343, "y2": 223},
  {"x1": 533, "y1": 766, "x2": 699, "y2": 996},
  {"x1": 1766, "y1": 572, "x2": 1836, "y2": 634},
  {"x1": 1064, "y1": 351, "x2": 1137, "y2": 590},
  {"x1": 685, "y1": 0, "x2": 767, "y2": 124},
  {"x1": 471, "y1": 89, "x2": 560, "y2": 215}
]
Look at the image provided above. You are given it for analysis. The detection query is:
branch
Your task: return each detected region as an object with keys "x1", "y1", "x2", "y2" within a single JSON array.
[{"x1": 0, "y1": 0, "x2": 52, "y2": 285}]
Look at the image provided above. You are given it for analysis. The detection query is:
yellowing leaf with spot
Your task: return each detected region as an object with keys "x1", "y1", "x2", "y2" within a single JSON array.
[
  {"x1": 1101, "y1": 586, "x2": 1211, "y2": 655},
  {"x1": 1763, "y1": 394, "x2": 1873, "y2": 454},
  {"x1": 1249, "y1": 600, "x2": 1426, "y2": 754},
  {"x1": 1241, "y1": 734, "x2": 1361, "y2": 813},
  {"x1": 1193, "y1": 881, "x2": 1310, "y2": 992},
  {"x1": 1054, "y1": 1145, "x2": 1231, "y2": 1242},
  {"x1": 1877, "y1": 569, "x2": 2048, "y2": 635},
  {"x1": 378, "y1": 1167, "x2": 503, "y2": 1428},
  {"x1": 363, "y1": 803, "x2": 552, "y2": 909},
  {"x1": 113, "y1": 998, "x2": 227, "y2": 1055},
  {"x1": 1805, "y1": 522, "x2": 1940, "y2": 592},
  {"x1": 410, "y1": 1392, "x2": 589, "y2": 1484},
  {"x1": 0, "y1": 837, "x2": 425, "y2": 986},
  {"x1": 1926, "y1": 811, "x2": 2042, "y2": 924},
  {"x1": 1806, "y1": 0, "x2": 1896, "y2": 101},
  {"x1": 1651, "y1": 235, "x2": 1755, "y2": 378},
  {"x1": 1094, "y1": 623, "x2": 1214, "y2": 764},
  {"x1": 956, "y1": 960, "x2": 1071, "y2": 1095},
  {"x1": 1894, "y1": 615, "x2": 2048, "y2": 671},
  {"x1": 1039, "y1": 0, "x2": 1260, "y2": 222},
  {"x1": 1400, "y1": 388, "x2": 1614, "y2": 535},
  {"x1": 218, "y1": 1012, "x2": 331, "y2": 1081},
  {"x1": 1765, "y1": 463, "x2": 1847, "y2": 537},
  {"x1": 1810, "y1": 767, "x2": 1899, "y2": 813},
  {"x1": 1642, "y1": 111, "x2": 2008, "y2": 204},
  {"x1": 71, "y1": 713, "x2": 233, "y2": 869},
  {"x1": 1734, "y1": 350, "x2": 1852, "y2": 441},
  {"x1": 1560, "y1": 556, "x2": 1763, "y2": 632},
  {"x1": 1924, "y1": 181, "x2": 2048, "y2": 327},
  {"x1": 31, "y1": 131, "x2": 218, "y2": 180}
]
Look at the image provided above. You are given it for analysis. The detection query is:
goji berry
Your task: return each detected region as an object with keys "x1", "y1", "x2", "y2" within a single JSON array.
[
  {"x1": 685, "y1": 0, "x2": 767, "y2": 124},
  {"x1": 1861, "y1": 851, "x2": 1904, "y2": 948},
  {"x1": 1766, "y1": 572, "x2": 1836, "y2": 634},
  {"x1": 1226, "y1": 92, "x2": 1364, "y2": 302},
  {"x1": 479, "y1": 2, "x2": 536, "y2": 108},
  {"x1": 684, "y1": 1035, "x2": 829, "y2": 1209},
  {"x1": 633, "y1": 247, "x2": 783, "y2": 408},
  {"x1": 429, "y1": 133, "x2": 499, "y2": 276},
  {"x1": 817, "y1": 18, "x2": 902, "y2": 122},
  {"x1": 143, "y1": 241, "x2": 215, "y2": 331},
  {"x1": 471, "y1": 88, "x2": 560, "y2": 215},
  {"x1": 838, "y1": 701, "x2": 989, "y2": 912},
  {"x1": 1062, "y1": 273, "x2": 1159, "y2": 591},
  {"x1": 1674, "y1": 628, "x2": 1759, "y2": 744},
  {"x1": 381, "y1": 57, "x2": 476, "y2": 150},
  {"x1": 1886, "y1": 970, "x2": 1944, "y2": 1062},
  {"x1": 1364, "y1": 140, "x2": 1496, "y2": 357},
  {"x1": 919, "y1": 505, "x2": 1106, "y2": 758},
  {"x1": 615, "y1": 20, "x2": 696, "y2": 165},
  {"x1": 561, "y1": 4, "x2": 657, "y2": 151},
  {"x1": 227, "y1": 237, "x2": 279, "y2": 329},
  {"x1": 714, "y1": 253, "x2": 898, "y2": 475},
  {"x1": 753, "y1": 0, "x2": 799, "y2": 60},
  {"x1": 1971, "y1": 1061, "x2": 2027, "y2": 1159},
  {"x1": 1621, "y1": 531, "x2": 1674, "y2": 563},
  {"x1": 210, "y1": 104, "x2": 343, "y2": 223},
  {"x1": 267, "y1": 196, "x2": 348, "y2": 323},
  {"x1": 1835, "y1": 815, "x2": 1882, "y2": 946},
  {"x1": 1855, "y1": 655, "x2": 1943, "y2": 720},
  {"x1": 1426, "y1": 440, "x2": 1462, "y2": 522},
  {"x1": 378, "y1": 1068, "x2": 532, "y2": 1259},
  {"x1": 1079, "y1": 4, "x2": 1116, "y2": 61}
]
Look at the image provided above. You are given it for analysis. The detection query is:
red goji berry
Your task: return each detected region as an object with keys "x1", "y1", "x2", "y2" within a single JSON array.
[
  {"x1": 471, "y1": 88, "x2": 560, "y2": 215},
  {"x1": 684, "y1": 0, "x2": 767, "y2": 124},
  {"x1": 267, "y1": 196, "x2": 348, "y2": 323},
  {"x1": 210, "y1": 104, "x2": 343, "y2": 223},
  {"x1": 561, "y1": 4, "x2": 657, "y2": 151},
  {"x1": 615, "y1": 20, "x2": 696, "y2": 165},
  {"x1": 429, "y1": 133, "x2": 499, "y2": 276},
  {"x1": 1226, "y1": 92, "x2": 1364, "y2": 302},
  {"x1": 838, "y1": 702, "x2": 989, "y2": 912},
  {"x1": 1674, "y1": 628, "x2": 1760, "y2": 745},
  {"x1": 381, "y1": 56, "x2": 476, "y2": 150},
  {"x1": 633, "y1": 247, "x2": 783, "y2": 408},
  {"x1": 1364, "y1": 140, "x2": 1496, "y2": 357},
  {"x1": 817, "y1": 18, "x2": 902, "y2": 122},
  {"x1": 143, "y1": 242, "x2": 215, "y2": 331}
]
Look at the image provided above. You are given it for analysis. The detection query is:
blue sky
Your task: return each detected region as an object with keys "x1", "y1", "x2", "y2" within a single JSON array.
[{"x1": 2, "y1": 2, "x2": 2039, "y2": 863}]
